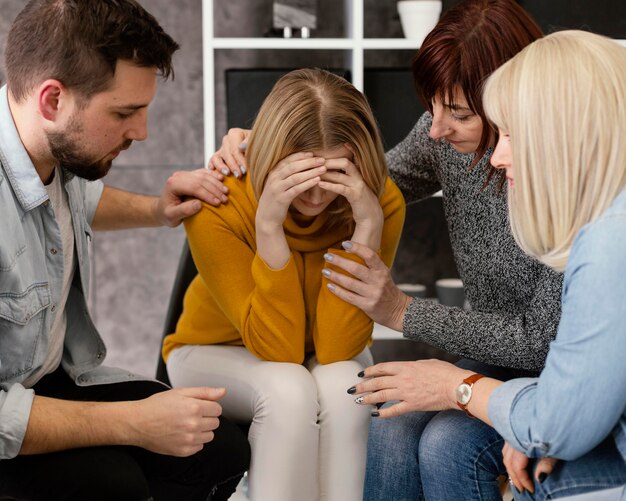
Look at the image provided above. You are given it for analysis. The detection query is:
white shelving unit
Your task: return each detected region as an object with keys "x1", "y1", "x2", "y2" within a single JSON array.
[{"x1": 202, "y1": 0, "x2": 420, "y2": 162}]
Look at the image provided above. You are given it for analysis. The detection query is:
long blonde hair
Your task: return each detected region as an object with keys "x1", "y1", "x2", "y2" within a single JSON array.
[
  {"x1": 247, "y1": 68, "x2": 388, "y2": 229},
  {"x1": 483, "y1": 30, "x2": 626, "y2": 271}
]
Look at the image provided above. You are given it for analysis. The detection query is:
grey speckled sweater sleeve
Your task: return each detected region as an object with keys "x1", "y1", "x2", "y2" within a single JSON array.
[
  {"x1": 388, "y1": 113, "x2": 563, "y2": 372},
  {"x1": 385, "y1": 114, "x2": 442, "y2": 204}
]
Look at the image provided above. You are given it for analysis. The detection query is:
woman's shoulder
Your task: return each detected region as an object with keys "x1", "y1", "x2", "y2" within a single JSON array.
[
  {"x1": 381, "y1": 176, "x2": 403, "y2": 199},
  {"x1": 569, "y1": 189, "x2": 626, "y2": 271},
  {"x1": 386, "y1": 111, "x2": 471, "y2": 174},
  {"x1": 185, "y1": 175, "x2": 256, "y2": 230},
  {"x1": 599, "y1": 187, "x2": 626, "y2": 220},
  {"x1": 387, "y1": 112, "x2": 434, "y2": 157},
  {"x1": 215, "y1": 174, "x2": 256, "y2": 212},
  {"x1": 380, "y1": 177, "x2": 406, "y2": 214}
]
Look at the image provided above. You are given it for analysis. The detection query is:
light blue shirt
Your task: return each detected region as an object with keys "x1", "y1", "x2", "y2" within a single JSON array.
[
  {"x1": 0, "y1": 85, "x2": 145, "y2": 459},
  {"x1": 489, "y1": 188, "x2": 626, "y2": 484}
]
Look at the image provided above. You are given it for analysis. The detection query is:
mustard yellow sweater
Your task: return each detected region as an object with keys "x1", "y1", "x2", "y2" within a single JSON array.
[{"x1": 163, "y1": 175, "x2": 405, "y2": 365}]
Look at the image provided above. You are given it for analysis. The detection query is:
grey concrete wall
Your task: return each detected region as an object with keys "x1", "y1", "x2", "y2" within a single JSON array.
[{"x1": 0, "y1": 0, "x2": 204, "y2": 377}]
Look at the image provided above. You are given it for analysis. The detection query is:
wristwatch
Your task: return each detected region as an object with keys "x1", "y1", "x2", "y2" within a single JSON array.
[{"x1": 455, "y1": 373, "x2": 485, "y2": 418}]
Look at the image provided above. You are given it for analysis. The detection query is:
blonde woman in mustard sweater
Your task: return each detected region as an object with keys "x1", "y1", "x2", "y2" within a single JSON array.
[{"x1": 163, "y1": 68, "x2": 405, "y2": 501}]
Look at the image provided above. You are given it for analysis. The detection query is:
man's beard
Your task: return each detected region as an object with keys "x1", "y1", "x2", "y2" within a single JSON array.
[{"x1": 46, "y1": 115, "x2": 131, "y2": 181}]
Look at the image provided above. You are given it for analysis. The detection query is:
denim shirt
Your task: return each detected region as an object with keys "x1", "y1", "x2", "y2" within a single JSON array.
[
  {"x1": 489, "y1": 188, "x2": 626, "y2": 478},
  {"x1": 0, "y1": 85, "x2": 145, "y2": 459}
]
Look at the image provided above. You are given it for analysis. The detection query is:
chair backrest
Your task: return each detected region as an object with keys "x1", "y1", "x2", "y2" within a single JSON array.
[{"x1": 156, "y1": 240, "x2": 198, "y2": 385}]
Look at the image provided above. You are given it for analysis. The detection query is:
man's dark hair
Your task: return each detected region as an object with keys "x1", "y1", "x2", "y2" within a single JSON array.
[{"x1": 5, "y1": 0, "x2": 180, "y2": 102}]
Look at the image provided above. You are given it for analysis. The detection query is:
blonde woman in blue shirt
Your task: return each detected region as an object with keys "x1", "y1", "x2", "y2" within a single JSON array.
[{"x1": 335, "y1": 30, "x2": 626, "y2": 500}]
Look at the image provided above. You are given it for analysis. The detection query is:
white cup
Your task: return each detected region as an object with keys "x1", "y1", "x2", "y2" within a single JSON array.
[
  {"x1": 397, "y1": 0, "x2": 442, "y2": 45},
  {"x1": 435, "y1": 278, "x2": 466, "y2": 308},
  {"x1": 398, "y1": 283, "x2": 427, "y2": 299}
]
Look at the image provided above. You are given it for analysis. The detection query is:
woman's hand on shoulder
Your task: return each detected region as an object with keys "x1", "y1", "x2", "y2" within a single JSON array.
[
  {"x1": 208, "y1": 127, "x2": 250, "y2": 179},
  {"x1": 323, "y1": 241, "x2": 411, "y2": 330}
]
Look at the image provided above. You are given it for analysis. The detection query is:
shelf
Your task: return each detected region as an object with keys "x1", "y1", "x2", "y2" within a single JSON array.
[
  {"x1": 372, "y1": 323, "x2": 407, "y2": 341},
  {"x1": 211, "y1": 38, "x2": 354, "y2": 50},
  {"x1": 362, "y1": 39, "x2": 420, "y2": 50},
  {"x1": 372, "y1": 323, "x2": 405, "y2": 340},
  {"x1": 205, "y1": 36, "x2": 626, "y2": 53},
  {"x1": 209, "y1": 37, "x2": 421, "y2": 51}
]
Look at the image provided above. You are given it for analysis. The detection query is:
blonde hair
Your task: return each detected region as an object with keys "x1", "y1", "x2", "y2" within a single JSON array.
[
  {"x1": 247, "y1": 68, "x2": 388, "y2": 229},
  {"x1": 483, "y1": 30, "x2": 626, "y2": 271}
]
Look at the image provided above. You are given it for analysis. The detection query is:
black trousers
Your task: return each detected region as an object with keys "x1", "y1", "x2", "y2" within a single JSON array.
[{"x1": 0, "y1": 368, "x2": 250, "y2": 501}]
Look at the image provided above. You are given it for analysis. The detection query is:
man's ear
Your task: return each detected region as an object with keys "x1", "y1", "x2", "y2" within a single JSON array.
[{"x1": 37, "y1": 80, "x2": 66, "y2": 122}]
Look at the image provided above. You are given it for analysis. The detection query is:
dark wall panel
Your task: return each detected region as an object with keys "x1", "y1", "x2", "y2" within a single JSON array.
[
  {"x1": 226, "y1": 68, "x2": 350, "y2": 130},
  {"x1": 519, "y1": 0, "x2": 625, "y2": 38}
]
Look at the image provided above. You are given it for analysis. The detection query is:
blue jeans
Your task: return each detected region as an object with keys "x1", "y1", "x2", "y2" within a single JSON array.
[
  {"x1": 364, "y1": 359, "x2": 528, "y2": 501},
  {"x1": 514, "y1": 437, "x2": 626, "y2": 501}
]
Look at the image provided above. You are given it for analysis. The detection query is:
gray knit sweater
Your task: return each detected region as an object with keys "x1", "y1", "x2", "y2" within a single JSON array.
[{"x1": 386, "y1": 113, "x2": 563, "y2": 372}]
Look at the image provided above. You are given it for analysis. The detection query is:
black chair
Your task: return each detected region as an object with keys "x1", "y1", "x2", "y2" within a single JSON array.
[
  {"x1": 155, "y1": 240, "x2": 197, "y2": 386},
  {"x1": 157, "y1": 241, "x2": 253, "y2": 444}
]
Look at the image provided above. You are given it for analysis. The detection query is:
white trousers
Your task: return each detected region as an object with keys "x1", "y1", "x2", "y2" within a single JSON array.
[{"x1": 167, "y1": 345, "x2": 373, "y2": 501}]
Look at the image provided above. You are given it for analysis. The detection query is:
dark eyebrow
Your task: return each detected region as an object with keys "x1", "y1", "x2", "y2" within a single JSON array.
[
  {"x1": 443, "y1": 103, "x2": 471, "y2": 112},
  {"x1": 112, "y1": 103, "x2": 149, "y2": 111}
]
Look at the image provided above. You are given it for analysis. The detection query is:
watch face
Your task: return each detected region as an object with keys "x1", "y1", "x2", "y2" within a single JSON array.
[{"x1": 456, "y1": 383, "x2": 472, "y2": 405}]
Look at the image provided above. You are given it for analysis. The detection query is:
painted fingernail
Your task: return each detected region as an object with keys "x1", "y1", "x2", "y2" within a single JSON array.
[
  {"x1": 323, "y1": 253, "x2": 333, "y2": 262},
  {"x1": 371, "y1": 411, "x2": 380, "y2": 417},
  {"x1": 538, "y1": 473, "x2": 547, "y2": 483},
  {"x1": 355, "y1": 396, "x2": 365, "y2": 404},
  {"x1": 240, "y1": 165, "x2": 246, "y2": 174},
  {"x1": 342, "y1": 241, "x2": 353, "y2": 250},
  {"x1": 221, "y1": 195, "x2": 228, "y2": 202},
  {"x1": 322, "y1": 269, "x2": 331, "y2": 278},
  {"x1": 233, "y1": 170, "x2": 240, "y2": 178},
  {"x1": 347, "y1": 386, "x2": 356, "y2": 394},
  {"x1": 221, "y1": 168, "x2": 229, "y2": 176},
  {"x1": 327, "y1": 283, "x2": 336, "y2": 292},
  {"x1": 357, "y1": 370, "x2": 365, "y2": 378},
  {"x1": 238, "y1": 142, "x2": 247, "y2": 151}
]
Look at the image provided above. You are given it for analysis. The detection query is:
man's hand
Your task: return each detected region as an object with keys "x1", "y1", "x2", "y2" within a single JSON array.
[
  {"x1": 21, "y1": 387, "x2": 226, "y2": 456},
  {"x1": 155, "y1": 168, "x2": 230, "y2": 227},
  {"x1": 129, "y1": 387, "x2": 226, "y2": 457}
]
